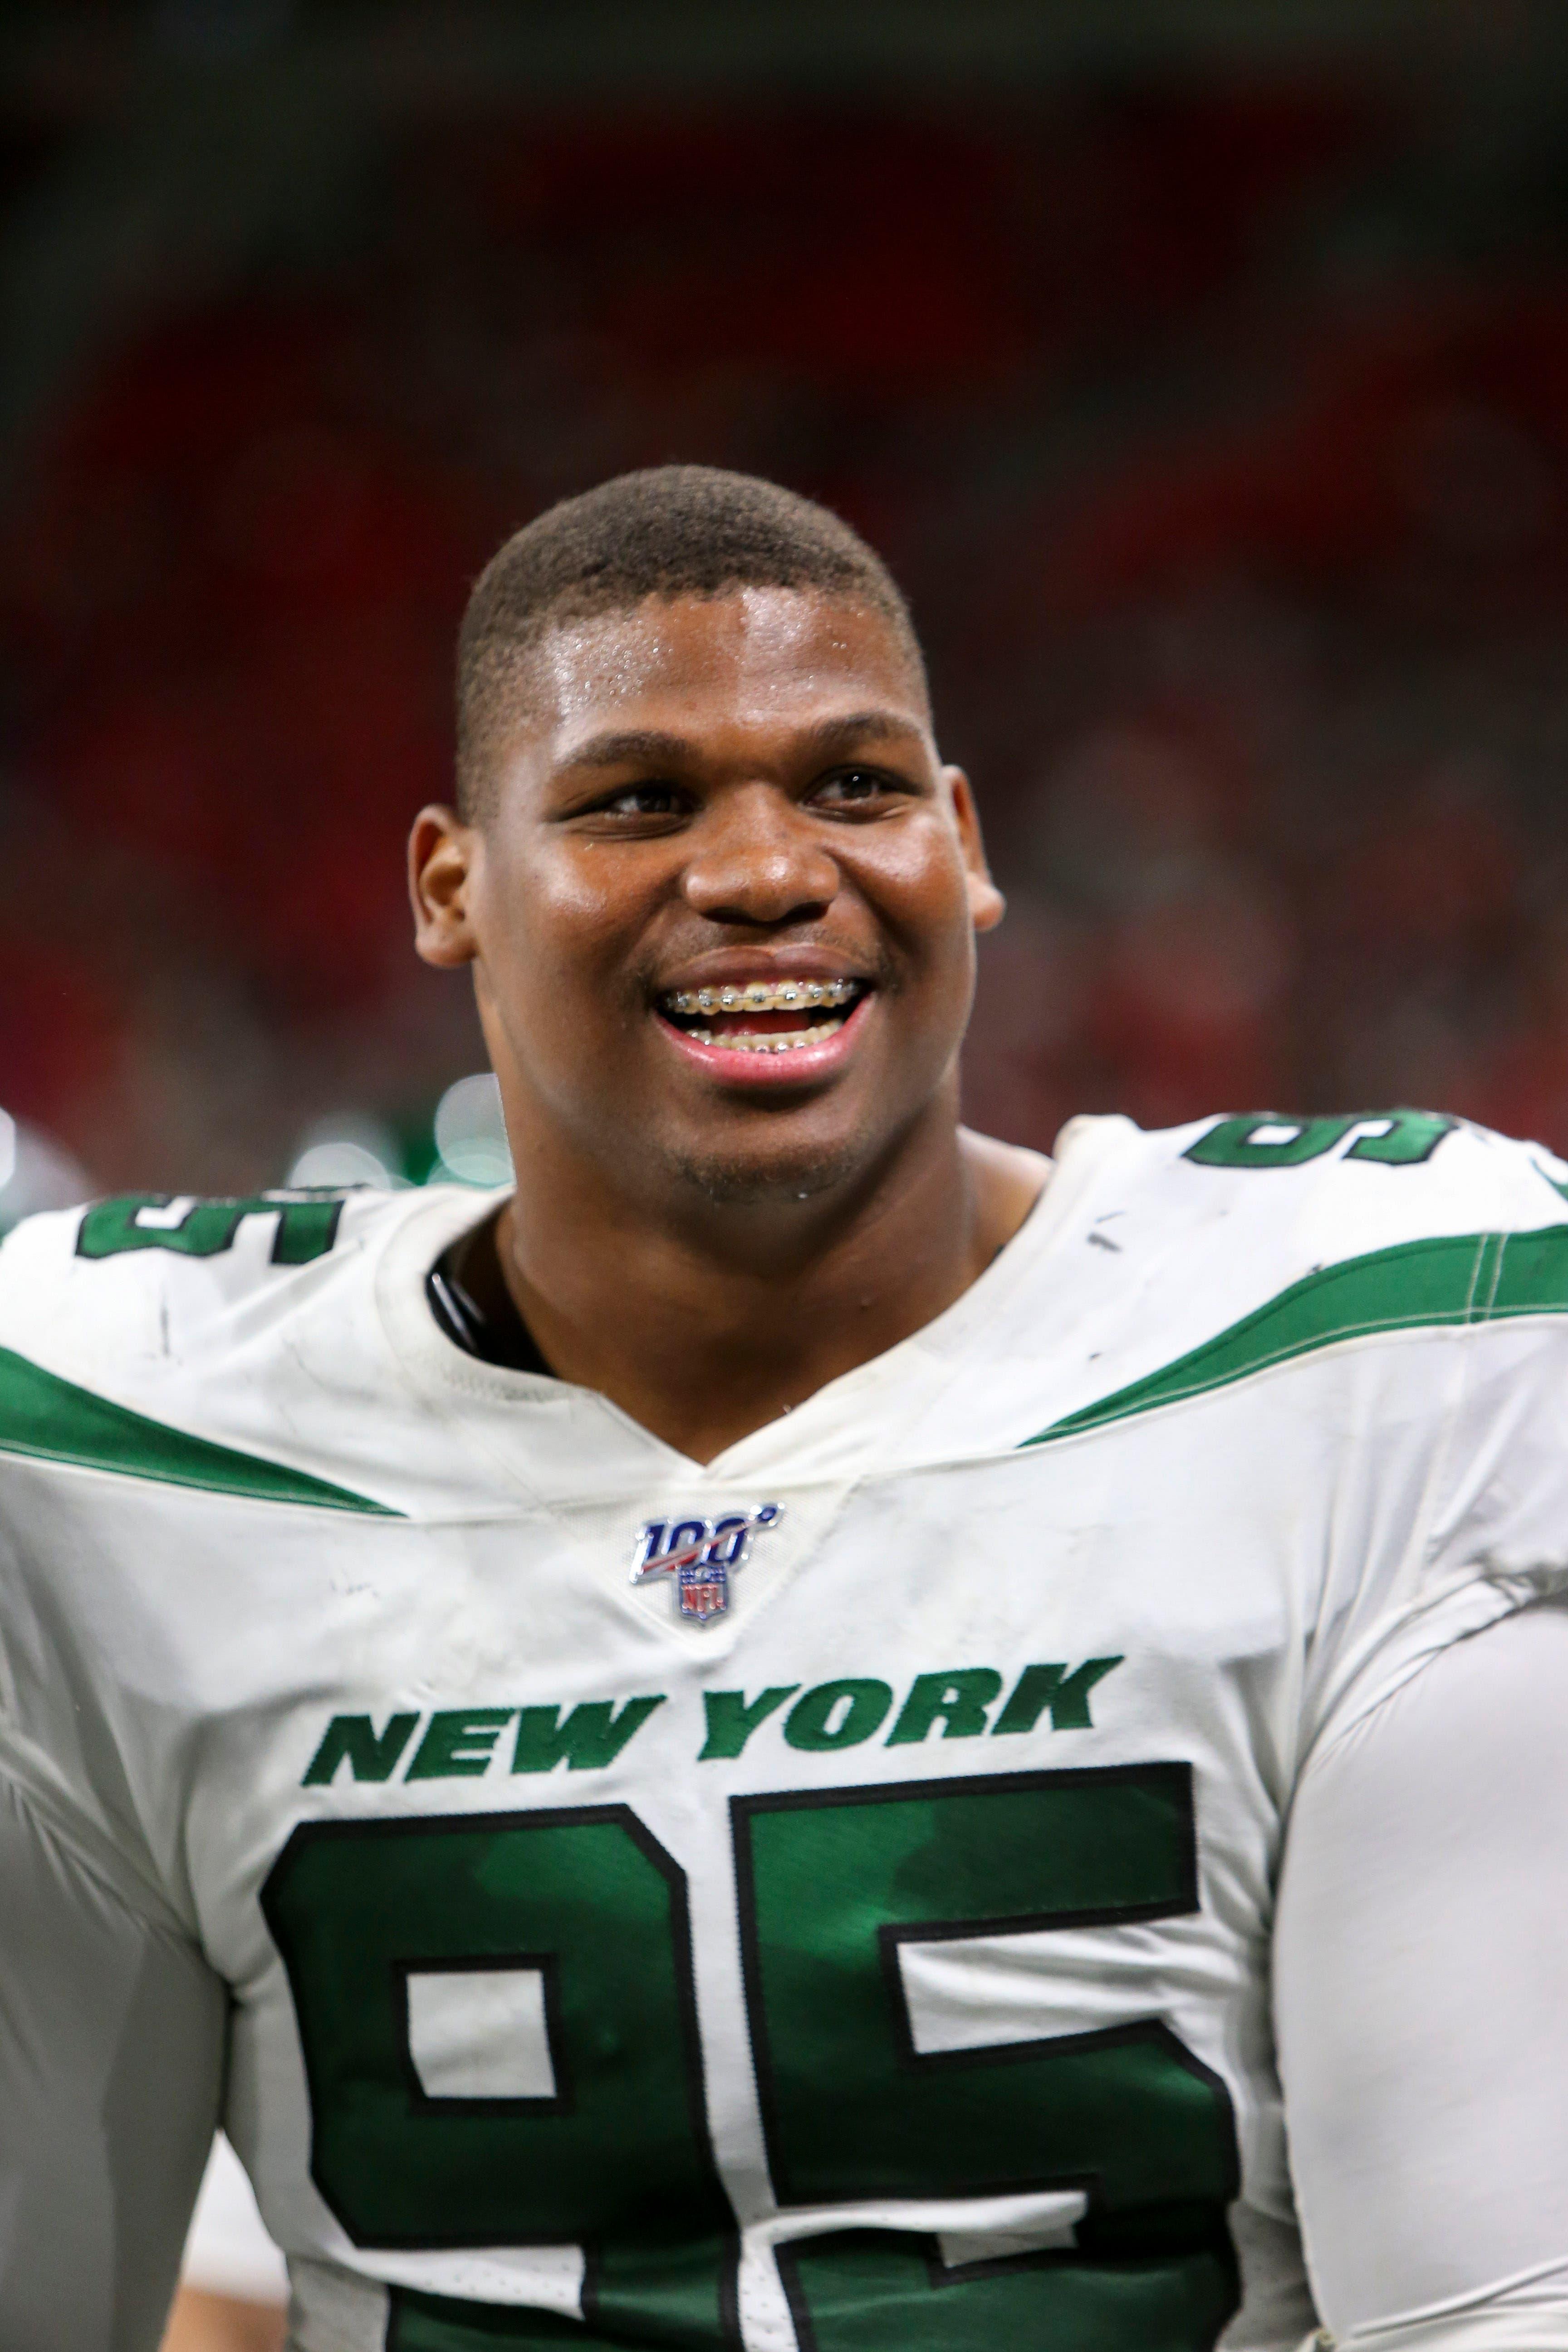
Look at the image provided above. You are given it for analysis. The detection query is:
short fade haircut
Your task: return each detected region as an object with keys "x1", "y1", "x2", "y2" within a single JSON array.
[{"x1": 455, "y1": 465, "x2": 925, "y2": 816}]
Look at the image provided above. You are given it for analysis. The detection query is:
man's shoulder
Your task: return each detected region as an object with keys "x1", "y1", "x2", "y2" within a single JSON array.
[
  {"x1": 1004, "y1": 1109, "x2": 1568, "y2": 1452},
  {"x1": 1055, "y1": 1106, "x2": 1568, "y2": 1274},
  {"x1": 0, "y1": 1184, "x2": 495, "y2": 1521},
  {"x1": 0, "y1": 1184, "x2": 436, "y2": 1398}
]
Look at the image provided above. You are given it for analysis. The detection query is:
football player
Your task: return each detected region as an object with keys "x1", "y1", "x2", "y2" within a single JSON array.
[{"x1": 1, "y1": 466, "x2": 1566, "y2": 2352}]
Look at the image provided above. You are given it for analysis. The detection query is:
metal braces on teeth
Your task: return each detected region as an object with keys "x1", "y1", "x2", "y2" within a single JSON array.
[
  {"x1": 678, "y1": 1020, "x2": 847, "y2": 1052},
  {"x1": 666, "y1": 978, "x2": 860, "y2": 1017}
]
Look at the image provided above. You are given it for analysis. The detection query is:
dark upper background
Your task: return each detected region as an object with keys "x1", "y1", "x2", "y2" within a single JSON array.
[{"x1": 8, "y1": 0, "x2": 1568, "y2": 1205}]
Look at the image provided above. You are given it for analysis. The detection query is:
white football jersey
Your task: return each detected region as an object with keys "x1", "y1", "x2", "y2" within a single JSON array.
[{"x1": 2, "y1": 1109, "x2": 1568, "y2": 2352}]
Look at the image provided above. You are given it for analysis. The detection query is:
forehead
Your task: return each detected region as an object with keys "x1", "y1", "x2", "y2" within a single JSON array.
[{"x1": 517, "y1": 588, "x2": 930, "y2": 766}]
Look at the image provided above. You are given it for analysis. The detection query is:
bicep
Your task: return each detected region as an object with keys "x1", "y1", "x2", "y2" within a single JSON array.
[
  {"x1": 1275, "y1": 1602, "x2": 1568, "y2": 2346},
  {"x1": 0, "y1": 1777, "x2": 226, "y2": 2352}
]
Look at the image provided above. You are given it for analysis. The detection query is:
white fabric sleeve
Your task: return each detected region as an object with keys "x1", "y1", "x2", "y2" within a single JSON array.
[
  {"x1": 1274, "y1": 1602, "x2": 1568, "y2": 2351},
  {"x1": 180, "y1": 2134, "x2": 288, "y2": 2306},
  {"x1": 0, "y1": 1776, "x2": 226, "y2": 2352}
]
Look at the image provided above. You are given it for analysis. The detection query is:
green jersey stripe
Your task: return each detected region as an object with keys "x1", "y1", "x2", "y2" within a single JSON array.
[
  {"x1": 1024, "y1": 1224, "x2": 1568, "y2": 1447},
  {"x1": 0, "y1": 1345, "x2": 398, "y2": 1514}
]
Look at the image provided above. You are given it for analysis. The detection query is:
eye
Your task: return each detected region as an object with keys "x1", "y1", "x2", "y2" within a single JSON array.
[
  {"x1": 562, "y1": 780, "x2": 692, "y2": 828},
  {"x1": 601, "y1": 782, "x2": 686, "y2": 818},
  {"x1": 812, "y1": 767, "x2": 900, "y2": 810}
]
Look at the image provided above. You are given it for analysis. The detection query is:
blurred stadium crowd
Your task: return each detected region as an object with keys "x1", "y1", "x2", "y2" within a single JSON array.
[{"x1": 7, "y1": 32, "x2": 1568, "y2": 1209}]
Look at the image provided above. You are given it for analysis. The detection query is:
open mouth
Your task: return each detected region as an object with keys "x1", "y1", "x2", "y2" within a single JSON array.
[{"x1": 658, "y1": 976, "x2": 869, "y2": 1055}]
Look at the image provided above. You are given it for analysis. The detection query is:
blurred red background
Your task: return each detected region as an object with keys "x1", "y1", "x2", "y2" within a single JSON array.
[{"x1": 6, "y1": 6, "x2": 1568, "y2": 1191}]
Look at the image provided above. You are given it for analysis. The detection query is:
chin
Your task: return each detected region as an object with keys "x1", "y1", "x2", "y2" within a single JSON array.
[{"x1": 667, "y1": 1127, "x2": 876, "y2": 1208}]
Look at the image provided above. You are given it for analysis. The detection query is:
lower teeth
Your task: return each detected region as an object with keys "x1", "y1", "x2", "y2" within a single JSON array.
[{"x1": 683, "y1": 1019, "x2": 846, "y2": 1053}]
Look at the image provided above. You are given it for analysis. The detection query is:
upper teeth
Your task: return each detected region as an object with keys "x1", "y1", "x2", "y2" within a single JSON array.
[{"x1": 666, "y1": 978, "x2": 860, "y2": 1016}]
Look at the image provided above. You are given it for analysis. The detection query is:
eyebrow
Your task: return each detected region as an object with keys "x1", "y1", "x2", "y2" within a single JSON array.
[{"x1": 560, "y1": 710, "x2": 927, "y2": 772}]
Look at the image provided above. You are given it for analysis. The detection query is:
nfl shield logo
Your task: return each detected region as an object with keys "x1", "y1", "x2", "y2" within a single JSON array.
[
  {"x1": 631, "y1": 1503, "x2": 782, "y2": 1623},
  {"x1": 678, "y1": 1558, "x2": 730, "y2": 1623}
]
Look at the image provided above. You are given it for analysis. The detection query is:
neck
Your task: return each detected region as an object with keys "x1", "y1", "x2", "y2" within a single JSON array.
[{"x1": 491, "y1": 1094, "x2": 1045, "y2": 1463}]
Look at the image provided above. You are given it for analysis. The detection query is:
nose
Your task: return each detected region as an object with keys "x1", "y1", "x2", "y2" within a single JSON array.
[{"x1": 681, "y1": 782, "x2": 840, "y2": 928}]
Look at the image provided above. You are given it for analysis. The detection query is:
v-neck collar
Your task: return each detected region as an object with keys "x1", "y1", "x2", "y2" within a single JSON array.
[{"x1": 375, "y1": 1137, "x2": 1122, "y2": 1501}]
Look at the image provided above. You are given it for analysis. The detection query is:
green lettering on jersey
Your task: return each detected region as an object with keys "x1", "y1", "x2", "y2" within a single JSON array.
[
  {"x1": 269, "y1": 1770, "x2": 1240, "y2": 2351},
  {"x1": 992, "y1": 1658, "x2": 1124, "y2": 1734},
  {"x1": 407, "y1": 1710, "x2": 515, "y2": 1780},
  {"x1": 0, "y1": 1345, "x2": 396, "y2": 1514},
  {"x1": 886, "y1": 1668, "x2": 1002, "y2": 1744},
  {"x1": 784, "y1": 1679, "x2": 893, "y2": 1752},
  {"x1": 697, "y1": 1686, "x2": 799, "y2": 1761},
  {"x1": 511, "y1": 1697, "x2": 666, "y2": 1774},
  {"x1": 1024, "y1": 1223, "x2": 1568, "y2": 1448},
  {"x1": 263, "y1": 1807, "x2": 733, "y2": 2337},
  {"x1": 1184, "y1": 1113, "x2": 1357, "y2": 1168},
  {"x1": 736, "y1": 1764, "x2": 1239, "y2": 2347},
  {"x1": 387, "y1": 2289, "x2": 626, "y2": 2347},
  {"x1": 1345, "y1": 1110, "x2": 1458, "y2": 1165},
  {"x1": 304, "y1": 1712, "x2": 420, "y2": 1786},
  {"x1": 77, "y1": 1191, "x2": 346, "y2": 1264},
  {"x1": 1184, "y1": 1108, "x2": 1455, "y2": 1171}
]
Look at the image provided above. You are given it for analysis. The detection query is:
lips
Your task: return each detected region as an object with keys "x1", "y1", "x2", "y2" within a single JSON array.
[{"x1": 655, "y1": 974, "x2": 874, "y2": 1083}]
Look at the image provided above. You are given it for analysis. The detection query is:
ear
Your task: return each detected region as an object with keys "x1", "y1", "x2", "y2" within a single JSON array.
[
  {"x1": 408, "y1": 805, "x2": 481, "y2": 968},
  {"x1": 944, "y1": 767, "x2": 1005, "y2": 935}
]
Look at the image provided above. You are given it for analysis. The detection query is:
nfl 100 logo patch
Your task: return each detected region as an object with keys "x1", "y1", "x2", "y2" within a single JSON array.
[{"x1": 631, "y1": 1503, "x2": 783, "y2": 1622}]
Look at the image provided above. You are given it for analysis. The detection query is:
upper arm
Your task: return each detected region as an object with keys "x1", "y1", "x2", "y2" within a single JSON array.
[
  {"x1": 1275, "y1": 1603, "x2": 1568, "y2": 2347},
  {"x1": 0, "y1": 1777, "x2": 226, "y2": 2352}
]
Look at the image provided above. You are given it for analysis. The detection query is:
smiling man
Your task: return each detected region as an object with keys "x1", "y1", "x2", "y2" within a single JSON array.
[
  {"x1": 2, "y1": 468, "x2": 1568, "y2": 2352},
  {"x1": 412, "y1": 484, "x2": 1037, "y2": 1467}
]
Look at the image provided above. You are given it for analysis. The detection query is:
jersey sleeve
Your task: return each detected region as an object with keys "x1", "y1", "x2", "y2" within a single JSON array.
[
  {"x1": 0, "y1": 1774, "x2": 226, "y2": 2351},
  {"x1": 1274, "y1": 1602, "x2": 1568, "y2": 2350},
  {"x1": 1292, "y1": 1135, "x2": 1568, "y2": 1761},
  {"x1": 0, "y1": 1209, "x2": 232, "y2": 2344}
]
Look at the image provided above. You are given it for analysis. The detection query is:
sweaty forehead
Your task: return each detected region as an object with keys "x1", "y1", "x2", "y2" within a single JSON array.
[{"x1": 518, "y1": 588, "x2": 931, "y2": 763}]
